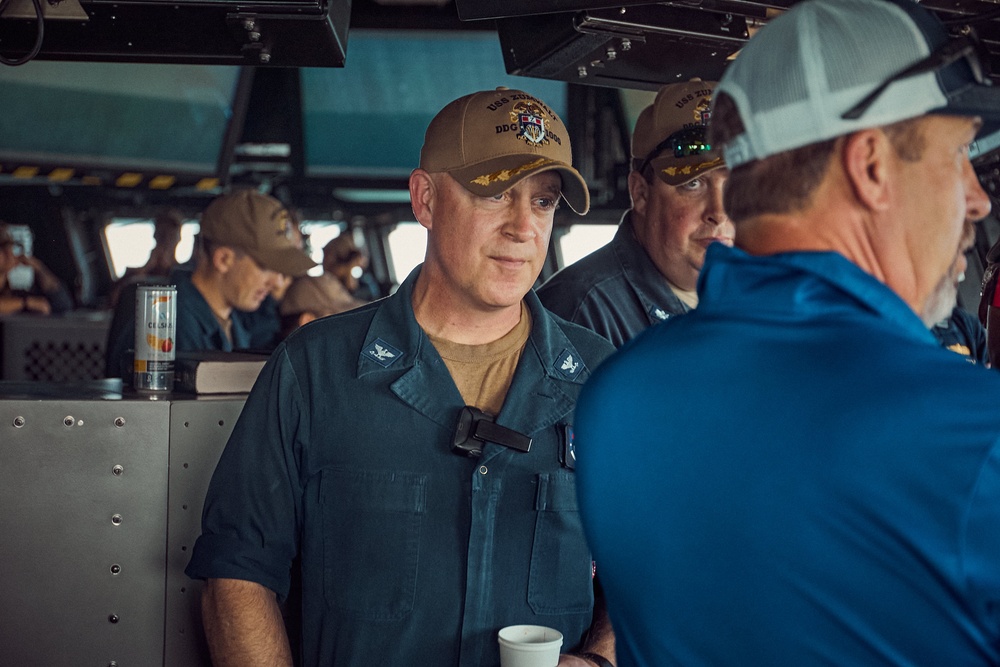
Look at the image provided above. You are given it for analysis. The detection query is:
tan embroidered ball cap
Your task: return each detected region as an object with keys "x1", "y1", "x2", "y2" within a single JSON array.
[
  {"x1": 199, "y1": 190, "x2": 315, "y2": 277},
  {"x1": 631, "y1": 79, "x2": 725, "y2": 186},
  {"x1": 419, "y1": 87, "x2": 590, "y2": 215}
]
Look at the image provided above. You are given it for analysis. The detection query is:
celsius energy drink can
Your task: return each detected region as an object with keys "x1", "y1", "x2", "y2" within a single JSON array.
[{"x1": 134, "y1": 285, "x2": 177, "y2": 392}]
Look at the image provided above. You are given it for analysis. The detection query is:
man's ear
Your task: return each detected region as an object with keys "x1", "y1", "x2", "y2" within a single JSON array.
[
  {"x1": 628, "y1": 170, "x2": 650, "y2": 217},
  {"x1": 212, "y1": 246, "x2": 237, "y2": 274},
  {"x1": 410, "y1": 169, "x2": 436, "y2": 231},
  {"x1": 298, "y1": 311, "x2": 318, "y2": 327},
  {"x1": 842, "y1": 130, "x2": 893, "y2": 213}
]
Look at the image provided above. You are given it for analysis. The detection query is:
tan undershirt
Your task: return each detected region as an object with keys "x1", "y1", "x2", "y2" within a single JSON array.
[
  {"x1": 667, "y1": 279, "x2": 698, "y2": 309},
  {"x1": 428, "y1": 302, "x2": 531, "y2": 416}
]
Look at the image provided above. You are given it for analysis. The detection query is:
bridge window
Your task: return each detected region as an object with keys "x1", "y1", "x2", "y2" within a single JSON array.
[
  {"x1": 299, "y1": 222, "x2": 344, "y2": 276},
  {"x1": 386, "y1": 222, "x2": 428, "y2": 285},
  {"x1": 103, "y1": 218, "x2": 199, "y2": 278},
  {"x1": 558, "y1": 225, "x2": 618, "y2": 267}
]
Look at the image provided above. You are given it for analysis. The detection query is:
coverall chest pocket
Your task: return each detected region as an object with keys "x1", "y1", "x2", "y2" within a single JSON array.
[
  {"x1": 319, "y1": 468, "x2": 427, "y2": 620},
  {"x1": 528, "y1": 471, "x2": 594, "y2": 614}
]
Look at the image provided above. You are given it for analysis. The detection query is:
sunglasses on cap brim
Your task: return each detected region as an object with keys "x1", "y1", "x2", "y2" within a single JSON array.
[{"x1": 637, "y1": 126, "x2": 714, "y2": 175}]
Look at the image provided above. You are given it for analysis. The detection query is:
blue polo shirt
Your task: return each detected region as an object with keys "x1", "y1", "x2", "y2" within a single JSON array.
[
  {"x1": 186, "y1": 266, "x2": 615, "y2": 666},
  {"x1": 538, "y1": 211, "x2": 687, "y2": 348},
  {"x1": 576, "y1": 244, "x2": 1000, "y2": 667}
]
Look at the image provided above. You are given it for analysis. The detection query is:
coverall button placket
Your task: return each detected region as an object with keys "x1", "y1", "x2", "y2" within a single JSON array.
[{"x1": 458, "y1": 450, "x2": 503, "y2": 665}]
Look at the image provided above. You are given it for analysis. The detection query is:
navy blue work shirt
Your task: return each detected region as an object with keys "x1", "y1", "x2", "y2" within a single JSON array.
[
  {"x1": 186, "y1": 265, "x2": 615, "y2": 667},
  {"x1": 237, "y1": 293, "x2": 282, "y2": 352},
  {"x1": 538, "y1": 211, "x2": 687, "y2": 347},
  {"x1": 932, "y1": 305, "x2": 989, "y2": 366},
  {"x1": 104, "y1": 268, "x2": 251, "y2": 379}
]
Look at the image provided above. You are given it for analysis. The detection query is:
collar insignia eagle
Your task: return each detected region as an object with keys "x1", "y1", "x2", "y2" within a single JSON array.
[
  {"x1": 363, "y1": 338, "x2": 402, "y2": 368},
  {"x1": 554, "y1": 348, "x2": 584, "y2": 379}
]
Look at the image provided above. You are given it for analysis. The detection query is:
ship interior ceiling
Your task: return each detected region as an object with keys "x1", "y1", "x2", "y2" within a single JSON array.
[
  {"x1": 2, "y1": 0, "x2": 1000, "y2": 310},
  {"x1": 6, "y1": 3, "x2": 1000, "y2": 663}
]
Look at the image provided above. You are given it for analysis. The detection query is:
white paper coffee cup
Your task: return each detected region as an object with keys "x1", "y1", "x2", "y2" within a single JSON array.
[{"x1": 498, "y1": 624, "x2": 563, "y2": 667}]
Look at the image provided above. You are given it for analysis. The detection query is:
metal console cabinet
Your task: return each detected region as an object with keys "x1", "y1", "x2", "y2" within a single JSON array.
[{"x1": 0, "y1": 390, "x2": 245, "y2": 666}]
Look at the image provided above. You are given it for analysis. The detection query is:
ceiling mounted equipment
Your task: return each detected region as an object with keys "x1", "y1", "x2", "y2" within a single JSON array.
[{"x1": 0, "y1": 0, "x2": 351, "y2": 67}]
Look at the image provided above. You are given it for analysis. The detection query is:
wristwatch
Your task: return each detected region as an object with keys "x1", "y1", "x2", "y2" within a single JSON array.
[{"x1": 577, "y1": 652, "x2": 614, "y2": 667}]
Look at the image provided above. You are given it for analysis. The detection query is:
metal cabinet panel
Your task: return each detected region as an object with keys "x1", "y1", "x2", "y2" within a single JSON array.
[
  {"x1": 164, "y1": 398, "x2": 244, "y2": 667},
  {"x1": 0, "y1": 393, "x2": 246, "y2": 666},
  {"x1": 0, "y1": 399, "x2": 169, "y2": 665}
]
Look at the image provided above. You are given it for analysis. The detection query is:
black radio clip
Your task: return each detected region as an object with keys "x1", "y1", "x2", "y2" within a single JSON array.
[{"x1": 451, "y1": 406, "x2": 532, "y2": 458}]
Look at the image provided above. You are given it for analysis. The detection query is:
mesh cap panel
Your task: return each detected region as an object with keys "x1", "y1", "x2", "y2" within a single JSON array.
[{"x1": 714, "y1": 0, "x2": 1000, "y2": 167}]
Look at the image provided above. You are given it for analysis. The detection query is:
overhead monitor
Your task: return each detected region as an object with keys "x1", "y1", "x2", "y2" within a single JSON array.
[
  {"x1": 0, "y1": 61, "x2": 242, "y2": 187},
  {"x1": 301, "y1": 30, "x2": 567, "y2": 182}
]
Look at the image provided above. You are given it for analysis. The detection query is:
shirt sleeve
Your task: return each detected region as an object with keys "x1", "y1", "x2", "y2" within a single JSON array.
[{"x1": 185, "y1": 346, "x2": 306, "y2": 600}]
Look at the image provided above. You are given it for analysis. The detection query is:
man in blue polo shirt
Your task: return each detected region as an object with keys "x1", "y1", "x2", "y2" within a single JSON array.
[
  {"x1": 576, "y1": 0, "x2": 1000, "y2": 665},
  {"x1": 186, "y1": 88, "x2": 616, "y2": 667}
]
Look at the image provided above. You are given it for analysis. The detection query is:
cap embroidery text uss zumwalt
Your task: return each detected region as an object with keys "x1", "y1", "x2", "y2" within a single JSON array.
[{"x1": 489, "y1": 96, "x2": 564, "y2": 148}]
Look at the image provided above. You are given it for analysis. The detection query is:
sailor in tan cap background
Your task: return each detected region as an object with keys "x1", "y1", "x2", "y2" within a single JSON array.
[
  {"x1": 104, "y1": 190, "x2": 315, "y2": 377},
  {"x1": 539, "y1": 80, "x2": 733, "y2": 348},
  {"x1": 187, "y1": 87, "x2": 616, "y2": 667}
]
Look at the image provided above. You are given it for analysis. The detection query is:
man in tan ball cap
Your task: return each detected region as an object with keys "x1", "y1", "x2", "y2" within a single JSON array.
[
  {"x1": 105, "y1": 190, "x2": 314, "y2": 376},
  {"x1": 188, "y1": 88, "x2": 616, "y2": 667},
  {"x1": 539, "y1": 80, "x2": 733, "y2": 347}
]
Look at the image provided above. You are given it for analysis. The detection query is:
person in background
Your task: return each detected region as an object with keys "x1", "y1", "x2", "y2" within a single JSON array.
[
  {"x1": 239, "y1": 210, "x2": 305, "y2": 351},
  {"x1": 186, "y1": 87, "x2": 616, "y2": 667},
  {"x1": 275, "y1": 273, "x2": 362, "y2": 340},
  {"x1": 320, "y1": 233, "x2": 370, "y2": 312},
  {"x1": 928, "y1": 224, "x2": 988, "y2": 365},
  {"x1": 105, "y1": 190, "x2": 314, "y2": 377},
  {"x1": 0, "y1": 222, "x2": 73, "y2": 315},
  {"x1": 575, "y1": 0, "x2": 1000, "y2": 664},
  {"x1": 932, "y1": 305, "x2": 988, "y2": 364},
  {"x1": 538, "y1": 80, "x2": 732, "y2": 347},
  {"x1": 978, "y1": 237, "x2": 1000, "y2": 365},
  {"x1": 109, "y1": 209, "x2": 184, "y2": 306}
]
